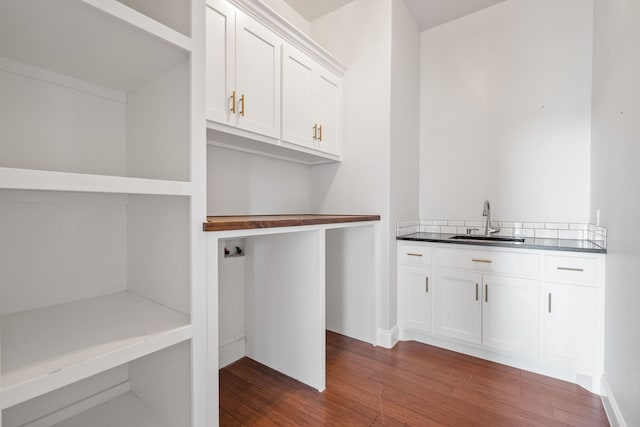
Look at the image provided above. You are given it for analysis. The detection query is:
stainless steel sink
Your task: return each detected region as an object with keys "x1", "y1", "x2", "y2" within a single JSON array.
[{"x1": 450, "y1": 235, "x2": 525, "y2": 244}]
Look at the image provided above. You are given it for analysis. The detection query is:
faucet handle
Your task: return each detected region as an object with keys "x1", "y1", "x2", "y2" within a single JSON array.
[{"x1": 466, "y1": 227, "x2": 479, "y2": 235}]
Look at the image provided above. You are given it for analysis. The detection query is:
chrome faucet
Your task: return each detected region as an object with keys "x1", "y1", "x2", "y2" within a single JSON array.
[{"x1": 482, "y1": 200, "x2": 500, "y2": 235}]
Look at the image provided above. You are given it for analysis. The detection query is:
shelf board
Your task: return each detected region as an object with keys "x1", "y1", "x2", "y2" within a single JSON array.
[
  {"x1": 0, "y1": 0, "x2": 191, "y2": 91},
  {"x1": 0, "y1": 167, "x2": 193, "y2": 196},
  {"x1": 0, "y1": 292, "x2": 192, "y2": 409},
  {"x1": 51, "y1": 391, "x2": 170, "y2": 427}
]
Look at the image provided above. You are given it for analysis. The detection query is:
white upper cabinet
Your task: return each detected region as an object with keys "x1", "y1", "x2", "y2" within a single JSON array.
[
  {"x1": 235, "y1": 12, "x2": 281, "y2": 139},
  {"x1": 313, "y1": 69, "x2": 342, "y2": 156},
  {"x1": 206, "y1": 0, "x2": 280, "y2": 139},
  {"x1": 206, "y1": 0, "x2": 345, "y2": 164},
  {"x1": 205, "y1": 0, "x2": 235, "y2": 125},
  {"x1": 282, "y1": 44, "x2": 342, "y2": 156}
]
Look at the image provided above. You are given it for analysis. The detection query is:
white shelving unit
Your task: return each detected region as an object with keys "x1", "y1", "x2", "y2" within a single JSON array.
[{"x1": 0, "y1": 0, "x2": 207, "y2": 426}]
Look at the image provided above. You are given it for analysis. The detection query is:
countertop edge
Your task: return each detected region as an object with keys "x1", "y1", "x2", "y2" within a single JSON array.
[
  {"x1": 397, "y1": 235, "x2": 607, "y2": 254},
  {"x1": 203, "y1": 214, "x2": 381, "y2": 232}
]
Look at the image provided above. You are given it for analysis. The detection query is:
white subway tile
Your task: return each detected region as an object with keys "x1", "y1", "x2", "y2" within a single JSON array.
[
  {"x1": 463, "y1": 221, "x2": 477, "y2": 228},
  {"x1": 535, "y1": 229, "x2": 559, "y2": 239},
  {"x1": 513, "y1": 228, "x2": 535, "y2": 237},
  {"x1": 558, "y1": 230, "x2": 584, "y2": 240},
  {"x1": 448, "y1": 220, "x2": 465, "y2": 226},
  {"x1": 501, "y1": 221, "x2": 523, "y2": 229},
  {"x1": 425, "y1": 225, "x2": 440, "y2": 233},
  {"x1": 441, "y1": 226, "x2": 456, "y2": 234},
  {"x1": 570, "y1": 223, "x2": 589, "y2": 231},
  {"x1": 433, "y1": 220, "x2": 448, "y2": 226},
  {"x1": 524, "y1": 222, "x2": 545, "y2": 229},
  {"x1": 545, "y1": 222, "x2": 569, "y2": 230}
]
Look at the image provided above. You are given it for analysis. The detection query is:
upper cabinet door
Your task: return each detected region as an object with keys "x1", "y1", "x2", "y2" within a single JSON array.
[
  {"x1": 281, "y1": 44, "x2": 314, "y2": 149},
  {"x1": 205, "y1": 0, "x2": 235, "y2": 125},
  {"x1": 235, "y1": 12, "x2": 281, "y2": 139},
  {"x1": 314, "y1": 69, "x2": 342, "y2": 156}
]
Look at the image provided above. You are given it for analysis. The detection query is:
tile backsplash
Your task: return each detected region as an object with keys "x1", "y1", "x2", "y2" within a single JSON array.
[{"x1": 397, "y1": 219, "x2": 607, "y2": 249}]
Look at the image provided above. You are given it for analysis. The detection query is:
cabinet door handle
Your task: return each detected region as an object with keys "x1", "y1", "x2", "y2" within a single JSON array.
[
  {"x1": 475, "y1": 283, "x2": 479, "y2": 301},
  {"x1": 313, "y1": 123, "x2": 318, "y2": 140},
  {"x1": 472, "y1": 259, "x2": 493, "y2": 264},
  {"x1": 557, "y1": 266, "x2": 583, "y2": 272},
  {"x1": 407, "y1": 253, "x2": 423, "y2": 257},
  {"x1": 230, "y1": 91, "x2": 236, "y2": 114},
  {"x1": 485, "y1": 284, "x2": 488, "y2": 303},
  {"x1": 318, "y1": 125, "x2": 323, "y2": 141},
  {"x1": 425, "y1": 276, "x2": 429, "y2": 293},
  {"x1": 548, "y1": 293, "x2": 552, "y2": 313},
  {"x1": 240, "y1": 94, "x2": 245, "y2": 116}
]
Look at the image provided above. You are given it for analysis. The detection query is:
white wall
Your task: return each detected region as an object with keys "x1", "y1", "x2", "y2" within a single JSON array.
[
  {"x1": 260, "y1": 0, "x2": 311, "y2": 36},
  {"x1": 206, "y1": 146, "x2": 312, "y2": 214},
  {"x1": 389, "y1": 0, "x2": 420, "y2": 333},
  {"x1": 419, "y1": 0, "x2": 593, "y2": 222},
  {"x1": 310, "y1": 0, "x2": 393, "y2": 330},
  {"x1": 591, "y1": 0, "x2": 640, "y2": 424}
]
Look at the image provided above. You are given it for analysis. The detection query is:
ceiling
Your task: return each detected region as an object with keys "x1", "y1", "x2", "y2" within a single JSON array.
[
  {"x1": 283, "y1": 0, "x2": 508, "y2": 31},
  {"x1": 283, "y1": 0, "x2": 353, "y2": 21},
  {"x1": 403, "y1": 0, "x2": 508, "y2": 31}
]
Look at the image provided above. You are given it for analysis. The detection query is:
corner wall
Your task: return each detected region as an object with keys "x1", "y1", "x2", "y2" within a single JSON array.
[
  {"x1": 310, "y1": 0, "x2": 394, "y2": 331},
  {"x1": 591, "y1": 0, "x2": 640, "y2": 425}
]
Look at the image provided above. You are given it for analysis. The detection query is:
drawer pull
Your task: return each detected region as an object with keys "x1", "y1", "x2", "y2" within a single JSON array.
[
  {"x1": 425, "y1": 276, "x2": 429, "y2": 293},
  {"x1": 557, "y1": 266, "x2": 584, "y2": 272},
  {"x1": 472, "y1": 259, "x2": 493, "y2": 264},
  {"x1": 548, "y1": 293, "x2": 552, "y2": 313},
  {"x1": 475, "y1": 283, "x2": 479, "y2": 301},
  {"x1": 485, "y1": 284, "x2": 488, "y2": 303},
  {"x1": 407, "y1": 253, "x2": 423, "y2": 257}
]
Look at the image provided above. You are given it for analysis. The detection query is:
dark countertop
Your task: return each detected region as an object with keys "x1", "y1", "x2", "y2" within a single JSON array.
[
  {"x1": 204, "y1": 214, "x2": 380, "y2": 232},
  {"x1": 397, "y1": 232, "x2": 606, "y2": 254}
]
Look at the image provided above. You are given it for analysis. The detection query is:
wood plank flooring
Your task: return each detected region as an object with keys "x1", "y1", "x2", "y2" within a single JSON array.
[{"x1": 219, "y1": 332, "x2": 609, "y2": 426}]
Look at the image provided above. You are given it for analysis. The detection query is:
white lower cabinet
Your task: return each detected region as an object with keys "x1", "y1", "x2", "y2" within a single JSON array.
[
  {"x1": 482, "y1": 274, "x2": 539, "y2": 357},
  {"x1": 397, "y1": 241, "x2": 605, "y2": 392},
  {"x1": 543, "y1": 282, "x2": 597, "y2": 372},
  {"x1": 433, "y1": 268, "x2": 482, "y2": 344},
  {"x1": 398, "y1": 265, "x2": 432, "y2": 333}
]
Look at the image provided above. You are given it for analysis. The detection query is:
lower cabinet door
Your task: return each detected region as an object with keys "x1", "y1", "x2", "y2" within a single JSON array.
[
  {"x1": 434, "y1": 267, "x2": 482, "y2": 344},
  {"x1": 543, "y1": 282, "x2": 597, "y2": 372},
  {"x1": 399, "y1": 265, "x2": 432, "y2": 333},
  {"x1": 482, "y1": 274, "x2": 539, "y2": 358}
]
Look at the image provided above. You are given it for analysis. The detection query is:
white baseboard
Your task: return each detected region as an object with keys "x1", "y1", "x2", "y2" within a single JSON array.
[
  {"x1": 219, "y1": 337, "x2": 246, "y2": 368},
  {"x1": 601, "y1": 376, "x2": 629, "y2": 427},
  {"x1": 376, "y1": 325, "x2": 399, "y2": 348}
]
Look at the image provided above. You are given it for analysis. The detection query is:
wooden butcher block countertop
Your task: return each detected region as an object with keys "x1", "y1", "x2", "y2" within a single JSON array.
[{"x1": 203, "y1": 214, "x2": 380, "y2": 232}]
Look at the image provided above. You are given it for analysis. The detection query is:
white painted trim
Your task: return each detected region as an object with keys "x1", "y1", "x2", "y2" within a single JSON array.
[
  {"x1": 81, "y1": 0, "x2": 193, "y2": 52},
  {"x1": 23, "y1": 381, "x2": 131, "y2": 427},
  {"x1": 218, "y1": 337, "x2": 246, "y2": 368},
  {"x1": 0, "y1": 167, "x2": 193, "y2": 196},
  {"x1": 0, "y1": 56, "x2": 127, "y2": 103},
  {"x1": 226, "y1": 0, "x2": 346, "y2": 77},
  {"x1": 601, "y1": 376, "x2": 629, "y2": 427},
  {"x1": 376, "y1": 325, "x2": 399, "y2": 349}
]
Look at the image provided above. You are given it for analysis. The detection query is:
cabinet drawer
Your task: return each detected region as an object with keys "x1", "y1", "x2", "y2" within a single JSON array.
[
  {"x1": 399, "y1": 245, "x2": 431, "y2": 265},
  {"x1": 544, "y1": 255, "x2": 598, "y2": 286},
  {"x1": 435, "y1": 247, "x2": 539, "y2": 277}
]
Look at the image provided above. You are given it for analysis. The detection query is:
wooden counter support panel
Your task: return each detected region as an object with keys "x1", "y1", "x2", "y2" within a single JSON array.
[{"x1": 203, "y1": 214, "x2": 380, "y2": 231}]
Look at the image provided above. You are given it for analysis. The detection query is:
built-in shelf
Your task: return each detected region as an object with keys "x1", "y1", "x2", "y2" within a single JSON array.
[
  {"x1": 0, "y1": 0, "x2": 191, "y2": 91},
  {"x1": 0, "y1": 292, "x2": 191, "y2": 409},
  {"x1": 0, "y1": 167, "x2": 193, "y2": 196},
  {"x1": 51, "y1": 390, "x2": 170, "y2": 427}
]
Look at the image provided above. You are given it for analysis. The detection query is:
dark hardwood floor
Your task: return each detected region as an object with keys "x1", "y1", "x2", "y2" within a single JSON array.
[{"x1": 219, "y1": 332, "x2": 609, "y2": 426}]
